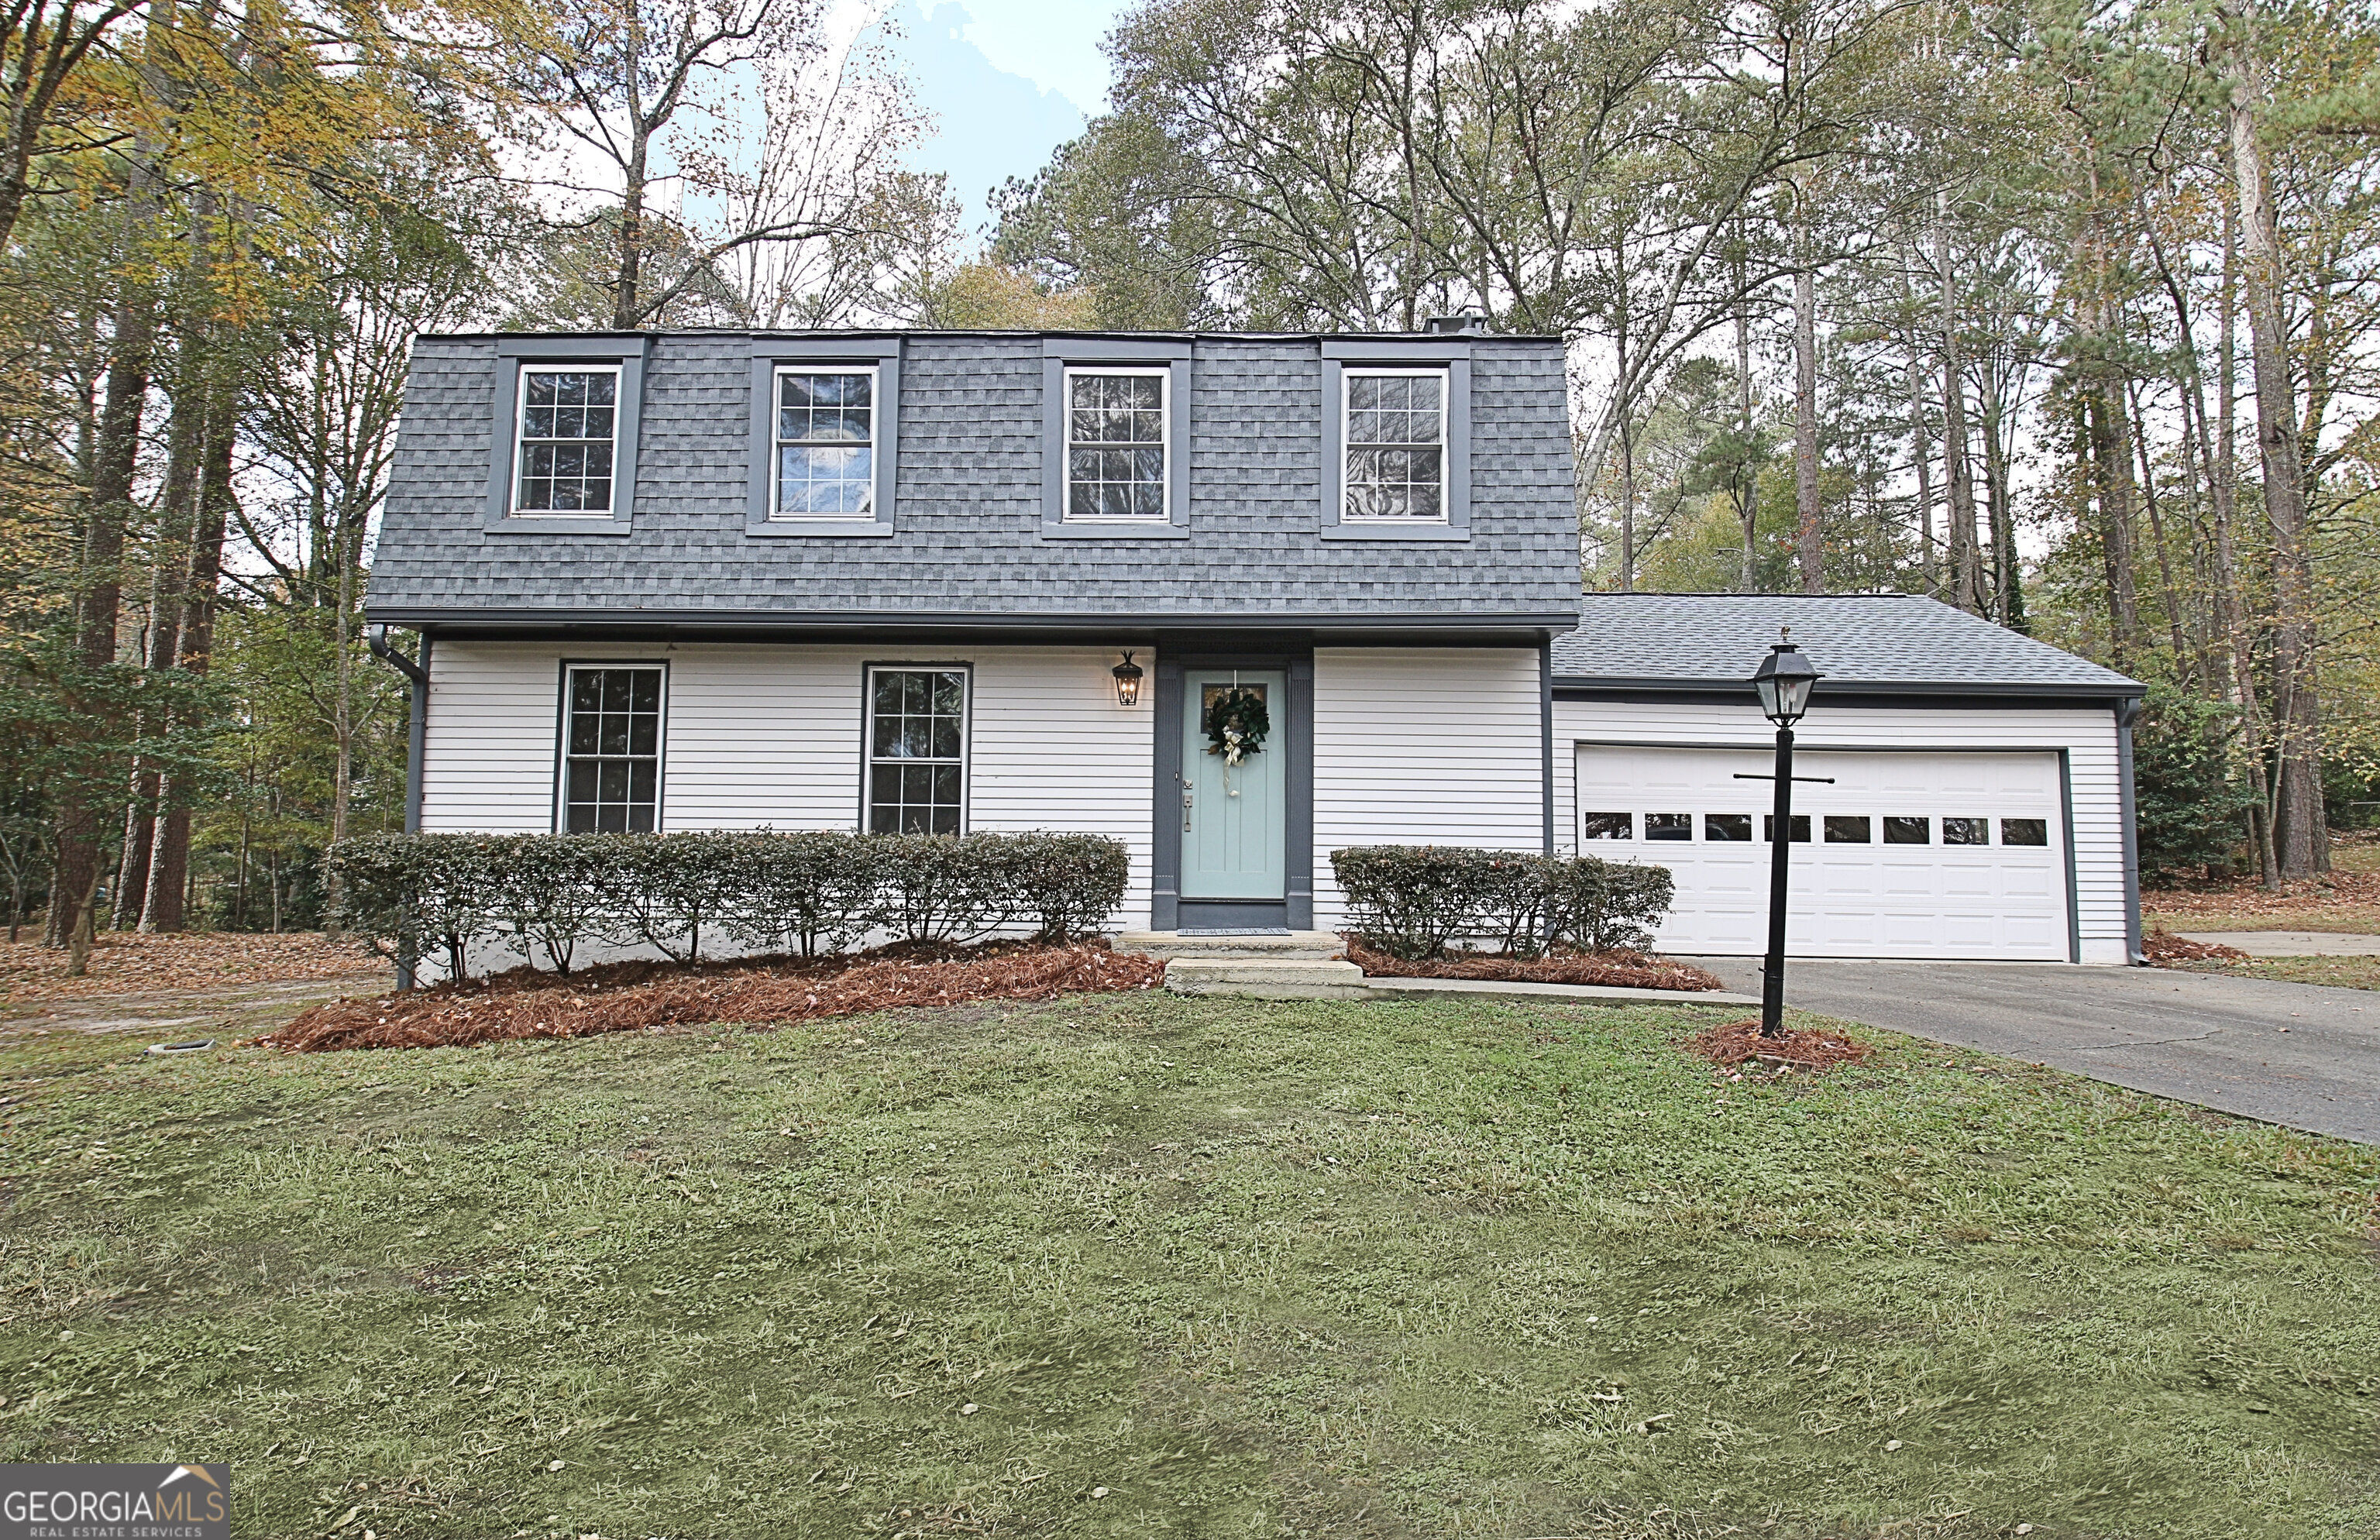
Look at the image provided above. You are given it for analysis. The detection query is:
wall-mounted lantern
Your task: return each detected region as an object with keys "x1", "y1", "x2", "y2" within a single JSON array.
[{"x1": 1112, "y1": 651, "x2": 1144, "y2": 707}]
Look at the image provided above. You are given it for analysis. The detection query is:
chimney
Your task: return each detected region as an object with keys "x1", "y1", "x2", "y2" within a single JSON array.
[{"x1": 1423, "y1": 311, "x2": 1485, "y2": 335}]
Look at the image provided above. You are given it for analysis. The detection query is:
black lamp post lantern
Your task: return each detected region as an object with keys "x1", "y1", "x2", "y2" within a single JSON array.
[
  {"x1": 1111, "y1": 651, "x2": 1144, "y2": 707},
  {"x1": 1749, "y1": 631, "x2": 1824, "y2": 1038}
]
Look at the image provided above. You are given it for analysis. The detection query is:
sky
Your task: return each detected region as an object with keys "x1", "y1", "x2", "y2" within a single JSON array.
[{"x1": 868, "y1": 0, "x2": 1123, "y2": 235}]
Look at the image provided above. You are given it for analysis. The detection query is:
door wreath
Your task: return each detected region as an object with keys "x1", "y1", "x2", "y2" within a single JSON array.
[{"x1": 1202, "y1": 686, "x2": 1270, "y2": 767}]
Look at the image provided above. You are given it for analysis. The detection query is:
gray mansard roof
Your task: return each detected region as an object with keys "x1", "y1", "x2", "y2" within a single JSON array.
[
  {"x1": 367, "y1": 329, "x2": 1584, "y2": 634},
  {"x1": 1554, "y1": 593, "x2": 2141, "y2": 698}
]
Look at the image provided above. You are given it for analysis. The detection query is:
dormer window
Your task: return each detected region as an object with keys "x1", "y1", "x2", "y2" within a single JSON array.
[
  {"x1": 1342, "y1": 369, "x2": 1446, "y2": 521},
  {"x1": 484, "y1": 337, "x2": 646, "y2": 535},
  {"x1": 1064, "y1": 368, "x2": 1169, "y2": 521},
  {"x1": 774, "y1": 367, "x2": 878, "y2": 517},
  {"x1": 514, "y1": 366, "x2": 620, "y2": 514}
]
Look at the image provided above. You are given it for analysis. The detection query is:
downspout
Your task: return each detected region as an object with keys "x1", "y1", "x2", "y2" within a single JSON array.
[
  {"x1": 1539, "y1": 637, "x2": 1555, "y2": 854},
  {"x1": 2115, "y1": 693, "x2": 2144, "y2": 964},
  {"x1": 366, "y1": 625, "x2": 431, "y2": 990}
]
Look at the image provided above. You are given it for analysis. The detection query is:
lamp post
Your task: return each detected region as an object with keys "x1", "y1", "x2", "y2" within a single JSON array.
[{"x1": 1751, "y1": 632, "x2": 1822, "y2": 1038}]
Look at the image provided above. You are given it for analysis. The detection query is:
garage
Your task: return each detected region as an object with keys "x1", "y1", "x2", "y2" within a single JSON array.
[
  {"x1": 1551, "y1": 594, "x2": 2145, "y2": 965},
  {"x1": 1574, "y1": 744, "x2": 2069, "y2": 960}
]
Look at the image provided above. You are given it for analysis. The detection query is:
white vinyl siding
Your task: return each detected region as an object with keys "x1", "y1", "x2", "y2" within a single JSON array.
[
  {"x1": 419, "y1": 641, "x2": 1154, "y2": 923},
  {"x1": 1312, "y1": 647, "x2": 1545, "y2": 930},
  {"x1": 1550, "y1": 697, "x2": 2129, "y2": 964}
]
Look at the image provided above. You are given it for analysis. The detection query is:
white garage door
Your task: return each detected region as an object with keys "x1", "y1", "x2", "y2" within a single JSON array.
[{"x1": 1576, "y1": 744, "x2": 2069, "y2": 961}]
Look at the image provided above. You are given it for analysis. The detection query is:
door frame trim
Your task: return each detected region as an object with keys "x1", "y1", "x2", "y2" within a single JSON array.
[{"x1": 1151, "y1": 642, "x2": 1313, "y2": 931}]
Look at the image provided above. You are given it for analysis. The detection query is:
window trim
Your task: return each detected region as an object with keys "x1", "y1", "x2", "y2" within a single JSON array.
[
  {"x1": 511, "y1": 363, "x2": 624, "y2": 518},
  {"x1": 768, "y1": 362, "x2": 883, "y2": 523},
  {"x1": 1320, "y1": 339, "x2": 1470, "y2": 542},
  {"x1": 748, "y1": 337, "x2": 901, "y2": 538},
  {"x1": 1058, "y1": 364, "x2": 1177, "y2": 527},
  {"x1": 487, "y1": 336, "x2": 648, "y2": 535},
  {"x1": 552, "y1": 658, "x2": 669, "y2": 834},
  {"x1": 1040, "y1": 339, "x2": 1191, "y2": 539},
  {"x1": 858, "y1": 662, "x2": 973, "y2": 834},
  {"x1": 1337, "y1": 365, "x2": 1453, "y2": 526}
]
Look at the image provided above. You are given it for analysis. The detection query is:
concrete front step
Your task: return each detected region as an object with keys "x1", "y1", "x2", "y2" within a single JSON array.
[
  {"x1": 1163, "y1": 957, "x2": 1371, "y2": 999},
  {"x1": 1118, "y1": 929, "x2": 1344, "y2": 959}
]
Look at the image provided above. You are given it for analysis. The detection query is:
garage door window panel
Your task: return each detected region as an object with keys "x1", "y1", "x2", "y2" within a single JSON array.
[
  {"x1": 1645, "y1": 813, "x2": 1692, "y2": 840},
  {"x1": 1883, "y1": 816, "x2": 1930, "y2": 844},
  {"x1": 1705, "y1": 813, "x2": 1752, "y2": 842},
  {"x1": 1580, "y1": 812, "x2": 1632, "y2": 840},
  {"x1": 1943, "y1": 816, "x2": 1989, "y2": 846},
  {"x1": 2001, "y1": 817, "x2": 2049, "y2": 847},
  {"x1": 1764, "y1": 813, "x2": 1811, "y2": 843},
  {"x1": 1825, "y1": 816, "x2": 1872, "y2": 844}
]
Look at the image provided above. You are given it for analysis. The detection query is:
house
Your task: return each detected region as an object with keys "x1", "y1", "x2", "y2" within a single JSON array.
[{"x1": 366, "y1": 325, "x2": 2144, "y2": 961}]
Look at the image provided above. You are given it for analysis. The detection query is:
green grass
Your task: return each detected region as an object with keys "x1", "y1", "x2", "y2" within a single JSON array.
[
  {"x1": 3, "y1": 995, "x2": 2377, "y2": 1540},
  {"x1": 2174, "y1": 955, "x2": 2380, "y2": 991}
]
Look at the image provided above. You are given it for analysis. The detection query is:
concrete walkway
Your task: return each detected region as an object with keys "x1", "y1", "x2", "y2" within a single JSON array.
[
  {"x1": 1687, "y1": 956, "x2": 2380, "y2": 1144},
  {"x1": 2176, "y1": 930, "x2": 2380, "y2": 957}
]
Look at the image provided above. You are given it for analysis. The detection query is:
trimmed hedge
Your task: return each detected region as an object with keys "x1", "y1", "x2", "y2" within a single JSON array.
[
  {"x1": 1329, "y1": 844, "x2": 1676, "y2": 960},
  {"x1": 326, "y1": 830, "x2": 1131, "y2": 981}
]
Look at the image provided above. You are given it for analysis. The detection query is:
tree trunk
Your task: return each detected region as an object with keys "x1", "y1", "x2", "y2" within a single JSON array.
[
  {"x1": 1737, "y1": 297, "x2": 1758, "y2": 590},
  {"x1": 325, "y1": 508, "x2": 356, "y2": 934},
  {"x1": 54, "y1": 187, "x2": 159, "y2": 953},
  {"x1": 2086, "y1": 375, "x2": 2139, "y2": 665},
  {"x1": 2224, "y1": 5, "x2": 2326, "y2": 876},
  {"x1": 1793, "y1": 198, "x2": 1823, "y2": 593},
  {"x1": 2214, "y1": 190, "x2": 2280, "y2": 889},
  {"x1": 143, "y1": 390, "x2": 237, "y2": 933},
  {"x1": 1979, "y1": 362, "x2": 2022, "y2": 629},
  {"x1": 1935, "y1": 203, "x2": 1981, "y2": 614},
  {"x1": 2130, "y1": 383, "x2": 2191, "y2": 672}
]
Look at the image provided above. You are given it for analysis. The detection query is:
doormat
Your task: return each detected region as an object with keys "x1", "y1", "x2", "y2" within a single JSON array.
[{"x1": 1176, "y1": 927, "x2": 1294, "y2": 936}]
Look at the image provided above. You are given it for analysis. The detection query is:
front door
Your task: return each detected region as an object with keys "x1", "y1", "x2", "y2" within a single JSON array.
[{"x1": 1180, "y1": 671, "x2": 1288, "y2": 901}]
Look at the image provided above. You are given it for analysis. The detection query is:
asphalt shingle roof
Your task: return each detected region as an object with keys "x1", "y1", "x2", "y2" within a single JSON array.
[
  {"x1": 367, "y1": 331, "x2": 1584, "y2": 626},
  {"x1": 1553, "y1": 593, "x2": 2141, "y2": 695}
]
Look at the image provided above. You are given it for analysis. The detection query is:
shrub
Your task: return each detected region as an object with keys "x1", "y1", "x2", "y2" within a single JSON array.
[
  {"x1": 1329, "y1": 844, "x2": 1677, "y2": 959},
  {"x1": 327, "y1": 828, "x2": 1133, "y2": 985},
  {"x1": 729, "y1": 830, "x2": 887, "y2": 958},
  {"x1": 1005, "y1": 831, "x2": 1133, "y2": 942}
]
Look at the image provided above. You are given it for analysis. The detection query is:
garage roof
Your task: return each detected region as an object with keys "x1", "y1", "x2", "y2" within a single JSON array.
[{"x1": 1553, "y1": 593, "x2": 2142, "y2": 698}]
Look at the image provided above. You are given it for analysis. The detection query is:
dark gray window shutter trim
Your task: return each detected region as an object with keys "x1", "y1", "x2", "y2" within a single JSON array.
[
  {"x1": 1040, "y1": 345, "x2": 1193, "y2": 540},
  {"x1": 747, "y1": 335, "x2": 902, "y2": 538},
  {"x1": 1319, "y1": 350, "x2": 1472, "y2": 542},
  {"x1": 484, "y1": 335, "x2": 649, "y2": 536}
]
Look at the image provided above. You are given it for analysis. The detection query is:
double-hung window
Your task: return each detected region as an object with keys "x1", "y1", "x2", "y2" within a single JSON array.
[
  {"x1": 560, "y1": 665, "x2": 664, "y2": 832},
  {"x1": 515, "y1": 366, "x2": 620, "y2": 514},
  {"x1": 773, "y1": 367, "x2": 877, "y2": 518},
  {"x1": 1341, "y1": 369, "x2": 1446, "y2": 521},
  {"x1": 487, "y1": 338, "x2": 645, "y2": 534},
  {"x1": 1064, "y1": 368, "x2": 1169, "y2": 521},
  {"x1": 865, "y1": 667, "x2": 968, "y2": 834}
]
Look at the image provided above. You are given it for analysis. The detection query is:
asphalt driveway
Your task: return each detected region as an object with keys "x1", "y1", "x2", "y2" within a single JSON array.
[{"x1": 1687, "y1": 956, "x2": 2380, "y2": 1144}]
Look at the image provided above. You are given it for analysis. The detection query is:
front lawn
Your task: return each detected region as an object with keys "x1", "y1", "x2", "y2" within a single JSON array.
[
  {"x1": 2, "y1": 995, "x2": 2375, "y2": 1538},
  {"x1": 2170, "y1": 954, "x2": 2380, "y2": 992}
]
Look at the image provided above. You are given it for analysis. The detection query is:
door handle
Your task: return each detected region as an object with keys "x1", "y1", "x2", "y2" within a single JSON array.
[{"x1": 1182, "y1": 785, "x2": 1194, "y2": 832}]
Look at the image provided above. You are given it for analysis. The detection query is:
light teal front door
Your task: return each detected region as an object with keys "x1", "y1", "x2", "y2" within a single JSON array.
[{"x1": 1180, "y1": 671, "x2": 1288, "y2": 900}]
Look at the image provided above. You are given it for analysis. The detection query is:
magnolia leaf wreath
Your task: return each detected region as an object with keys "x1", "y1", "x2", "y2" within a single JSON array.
[{"x1": 1203, "y1": 687, "x2": 1271, "y2": 767}]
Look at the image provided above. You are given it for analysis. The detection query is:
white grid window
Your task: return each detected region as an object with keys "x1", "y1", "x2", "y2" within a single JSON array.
[
  {"x1": 562, "y1": 665, "x2": 662, "y2": 832},
  {"x1": 1064, "y1": 368, "x2": 1168, "y2": 521},
  {"x1": 866, "y1": 667, "x2": 967, "y2": 834},
  {"x1": 1343, "y1": 368, "x2": 1446, "y2": 521},
  {"x1": 776, "y1": 367, "x2": 876, "y2": 517},
  {"x1": 516, "y1": 366, "x2": 620, "y2": 513}
]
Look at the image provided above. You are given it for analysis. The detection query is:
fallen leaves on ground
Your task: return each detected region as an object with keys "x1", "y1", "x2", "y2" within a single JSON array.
[
  {"x1": 257, "y1": 942, "x2": 1166, "y2": 1053},
  {"x1": 0, "y1": 930, "x2": 384, "y2": 1005},
  {"x1": 1683, "y1": 1017, "x2": 1873, "y2": 1071},
  {"x1": 2143, "y1": 930, "x2": 2251, "y2": 965},
  {"x1": 2143, "y1": 857, "x2": 2380, "y2": 920},
  {"x1": 1344, "y1": 938, "x2": 1723, "y2": 992}
]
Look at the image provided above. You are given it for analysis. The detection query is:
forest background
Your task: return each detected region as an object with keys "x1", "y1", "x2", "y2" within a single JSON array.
[{"x1": 2, "y1": 0, "x2": 2374, "y2": 958}]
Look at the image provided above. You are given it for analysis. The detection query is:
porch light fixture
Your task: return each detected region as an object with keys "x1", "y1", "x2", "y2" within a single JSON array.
[
  {"x1": 1748, "y1": 629, "x2": 1825, "y2": 1038},
  {"x1": 1111, "y1": 651, "x2": 1144, "y2": 707}
]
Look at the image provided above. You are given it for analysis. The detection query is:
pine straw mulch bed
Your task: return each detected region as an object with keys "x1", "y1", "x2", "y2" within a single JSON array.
[
  {"x1": 2143, "y1": 930, "x2": 2252, "y2": 966},
  {"x1": 1343, "y1": 938, "x2": 1724, "y2": 992},
  {"x1": 1684, "y1": 1017, "x2": 1874, "y2": 1072},
  {"x1": 0, "y1": 930, "x2": 387, "y2": 1005},
  {"x1": 255, "y1": 941, "x2": 1166, "y2": 1054}
]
